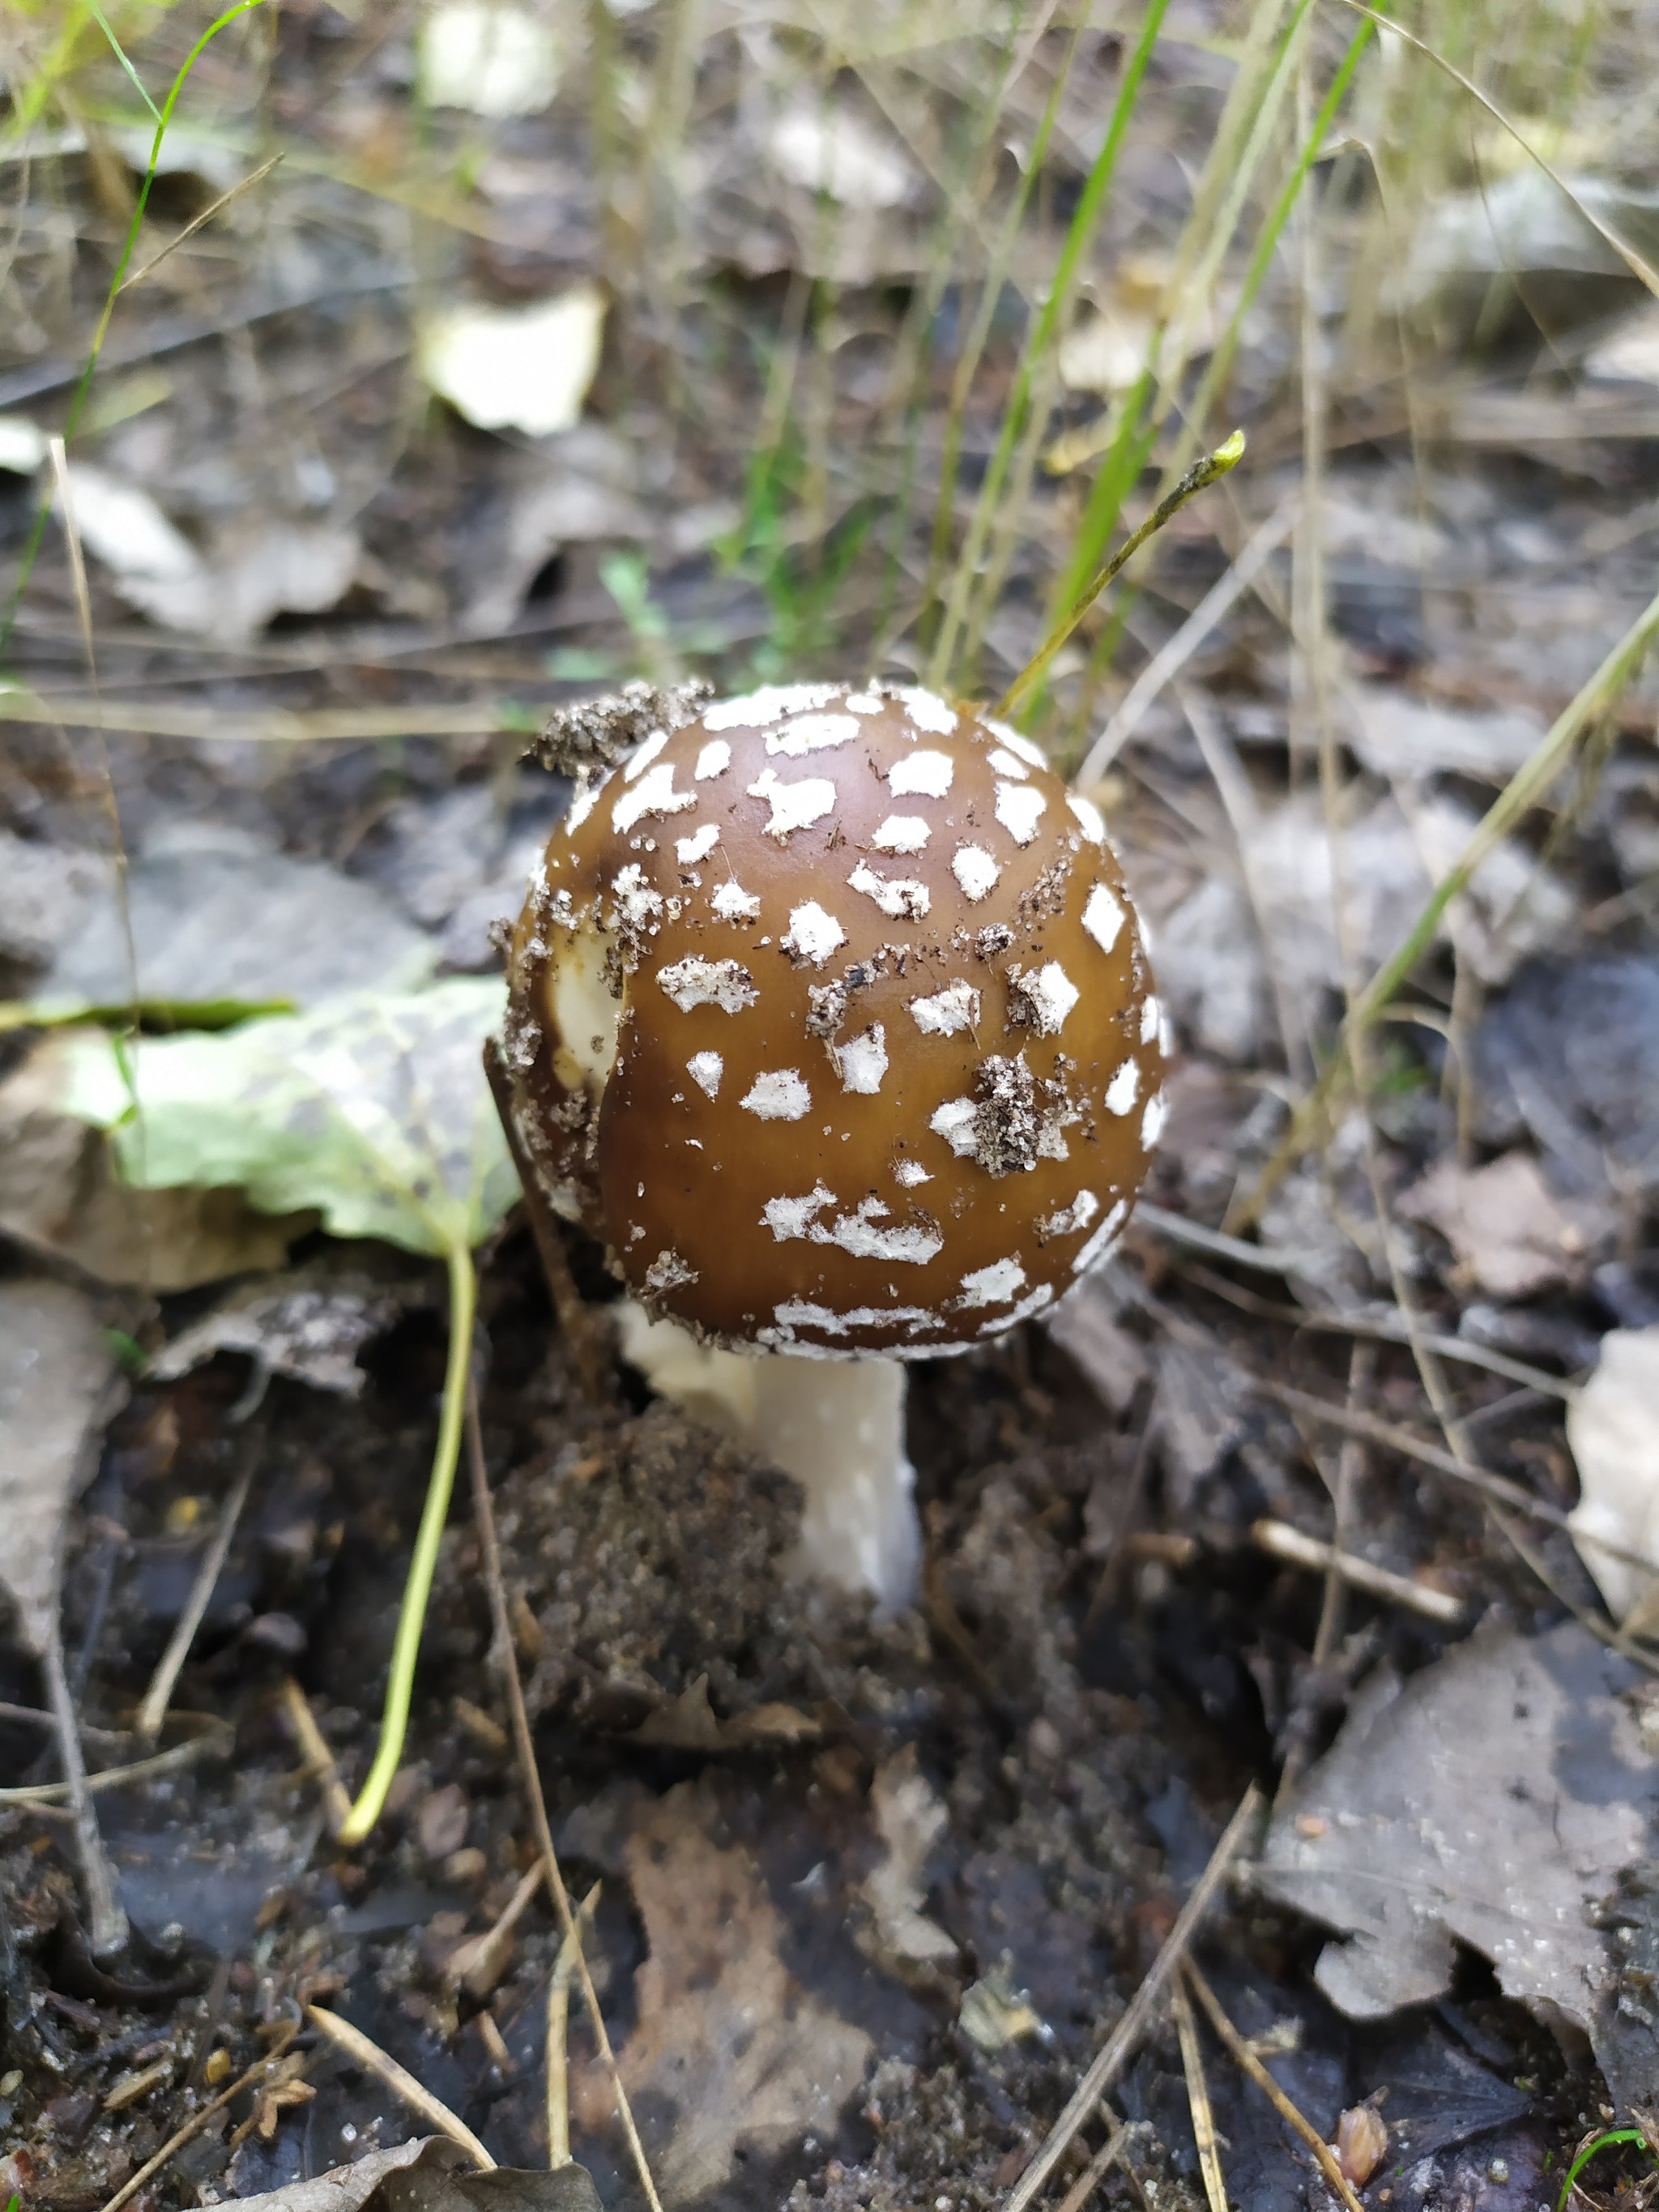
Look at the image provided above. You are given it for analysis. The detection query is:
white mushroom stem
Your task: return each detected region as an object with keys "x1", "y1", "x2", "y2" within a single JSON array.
[{"x1": 615, "y1": 1305, "x2": 920, "y2": 1612}]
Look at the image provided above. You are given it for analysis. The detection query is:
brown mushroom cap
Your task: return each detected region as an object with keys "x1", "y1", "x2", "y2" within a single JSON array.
[{"x1": 502, "y1": 681, "x2": 1165, "y2": 1357}]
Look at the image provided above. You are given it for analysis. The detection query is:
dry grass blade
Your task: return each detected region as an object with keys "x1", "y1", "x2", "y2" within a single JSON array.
[
  {"x1": 304, "y1": 2005, "x2": 494, "y2": 2167},
  {"x1": 1002, "y1": 1783, "x2": 1263, "y2": 2212},
  {"x1": 1251, "y1": 1518, "x2": 1462, "y2": 1624},
  {"x1": 0, "y1": 1713, "x2": 235, "y2": 1806},
  {"x1": 35, "y1": 1604, "x2": 128, "y2": 1953},
  {"x1": 1132, "y1": 1199, "x2": 1320, "y2": 1276},
  {"x1": 97, "y1": 2022, "x2": 300, "y2": 2212},
  {"x1": 134, "y1": 1449, "x2": 256, "y2": 1744},
  {"x1": 275, "y1": 1676, "x2": 353, "y2": 1836},
  {"x1": 464, "y1": 1381, "x2": 663, "y2": 2212},
  {"x1": 447, "y1": 1862, "x2": 545, "y2": 1999},
  {"x1": 1171, "y1": 1975, "x2": 1229, "y2": 2212},
  {"x1": 117, "y1": 150, "x2": 284, "y2": 293},
  {"x1": 1181, "y1": 1959, "x2": 1363, "y2": 2212},
  {"x1": 548, "y1": 1881, "x2": 602, "y2": 2167},
  {"x1": 0, "y1": 690, "x2": 524, "y2": 743},
  {"x1": 1053, "y1": 2112, "x2": 1132, "y2": 2212}
]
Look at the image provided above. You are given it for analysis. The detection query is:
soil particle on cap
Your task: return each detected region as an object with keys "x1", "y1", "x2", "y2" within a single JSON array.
[{"x1": 972, "y1": 1054, "x2": 1041, "y2": 1178}]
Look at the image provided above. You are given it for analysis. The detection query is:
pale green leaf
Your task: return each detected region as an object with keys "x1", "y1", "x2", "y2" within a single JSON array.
[{"x1": 59, "y1": 980, "x2": 516, "y2": 1260}]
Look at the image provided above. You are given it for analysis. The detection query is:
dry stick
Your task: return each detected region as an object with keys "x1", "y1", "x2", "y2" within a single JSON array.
[
  {"x1": 1182, "y1": 1960, "x2": 1363, "y2": 2212},
  {"x1": 1052, "y1": 2114, "x2": 1132, "y2": 2212},
  {"x1": 1171, "y1": 1975, "x2": 1229, "y2": 2212},
  {"x1": 98, "y1": 2022, "x2": 300, "y2": 2212},
  {"x1": 0, "y1": 1715, "x2": 234, "y2": 1807},
  {"x1": 1251, "y1": 1518, "x2": 1461, "y2": 1625},
  {"x1": 448, "y1": 1861, "x2": 544, "y2": 1997},
  {"x1": 1002, "y1": 1784, "x2": 1263, "y2": 2212},
  {"x1": 1312, "y1": 1339, "x2": 1376, "y2": 1668},
  {"x1": 1077, "y1": 495, "x2": 1300, "y2": 784},
  {"x1": 548, "y1": 1881, "x2": 603, "y2": 2168},
  {"x1": 36, "y1": 1605, "x2": 128, "y2": 1954},
  {"x1": 483, "y1": 1039, "x2": 608, "y2": 1403},
  {"x1": 275, "y1": 1676, "x2": 353, "y2": 1837},
  {"x1": 464, "y1": 1385, "x2": 663, "y2": 2212},
  {"x1": 134, "y1": 1451, "x2": 255, "y2": 1744},
  {"x1": 996, "y1": 431, "x2": 1247, "y2": 721},
  {"x1": 305, "y1": 2005, "x2": 493, "y2": 2167},
  {"x1": 117, "y1": 151, "x2": 284, "y2": 293}
]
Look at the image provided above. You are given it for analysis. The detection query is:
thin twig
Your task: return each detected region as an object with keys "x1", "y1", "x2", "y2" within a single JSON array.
[
  {"x1": 1312, "y1": 1342, "x2": 1376, "y2": 1668},
  {"x1": 134, "y1": 1451, "x2": 255, "y2": 1744},
  {"x1": 1002, "y1": 1785, "x2": 1263, "y2": 2212},
  {"x1": 36, "y1": 1608, "x2": 128, "y2": 1954},
  {"x1": 305, "y1": 2005, "x2": 493, "y2": 2167},
  {"x1": 97, "y1": 2022, "x2": 300, "y2": 2212},
  {"x1": 465, "y1": 1382, "x2": 663, "y2": 2211},
  {"x1": 1182, "y1": 1960, "x2": 1363, "y2": 2212},
  {"x1": 548, "y1": 1881, "x2": 603, "y2": 2167},
  {"x1": 0, "y1": 1714, "x2": 234, "y2": 1806},
  {"x1": 1171, "y1": 1975, "x2": 1229, "y2": 2212},
  {"x1": 447, "y1": 1861, "x2": 544, "y2": 1997},
  {"x1": 275, "y1": 1676, "x2": 353, "y2": 1837},
  {"x1": 483, "y1": 1039, "x2": 609, "y2": 1403},
  {"x1": 1053, "y1": 2113, "x2": 1132, "y2": 2212},
  {"x1": 118, "y1": 152, "x2": 284, "y2": 293},
  {"x1": 1252, "y1": 1518, "x2": 1461, "y2": 1624},
  {"x1": 1132, "y1": 1199, "x2": 1324, "y2": 1276}
]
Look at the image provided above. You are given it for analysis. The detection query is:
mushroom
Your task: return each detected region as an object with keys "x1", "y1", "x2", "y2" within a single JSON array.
[{"x1": 501, "y1": 681, "x2": 1166, "y2": 1609}]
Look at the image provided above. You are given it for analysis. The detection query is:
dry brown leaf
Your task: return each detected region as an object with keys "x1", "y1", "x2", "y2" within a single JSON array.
[
  {"x1": 608, "y1": 1783, "x2": 872, "y2": 2203},
  {"x1": 1397, "y1": 1151, "x2": 1610, "y2": 1298}
]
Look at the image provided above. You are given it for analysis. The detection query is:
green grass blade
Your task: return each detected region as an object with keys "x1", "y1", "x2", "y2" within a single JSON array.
[{"x1": 87, "y1": 1, "x2": 160, "y2": 120}]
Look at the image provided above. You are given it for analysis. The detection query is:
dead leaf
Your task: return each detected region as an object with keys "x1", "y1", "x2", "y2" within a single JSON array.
[
  {"x1": 1346, "y1": 687, "x2": 1546, "y2": 783},
  {"x1": 603, "y1": 1783, "x2": 872, "y2": 2202},
  {"x1": 1259, "y1": 1619, "x2": 1659, "y2": 2110},
  {"x1": 767, "y1": 107, "x2": 914, "y2": 211},
  {"x1": 858, "y1": 1744, "x2": 959, "y2": 1973},
  {"x1": 1567, "y1": 1324, "x2": 1659, "y2": 1623},
  {"x1": 0, "y1": 1277, "x2": 124, "y2": 1654},
  {"x1": 420, "y1": 286, "x2": 606, "y2": 439},
  {"x1": 419, "y1": 3, "x2": 561, "y2": 116},
  {"x1": 215, "y1": 2137, "x2": 604, "y2": 2212},
  {"x1": 625, "y1": 1674, "x2": 822, "y2": 1752},
  {"x1": 1044, "y1": 1275, "x2": 1149, "y2": 1415},
  {"x1": 0, "y1": 1036, "x2": 305, "y2": 1289},
  {"x1": 147, "y1": 1256, "x2": 425, "y2": 1396},
  {"x1": 1398, "y1": 1151, "x2": 1610, "y2": 1298}
]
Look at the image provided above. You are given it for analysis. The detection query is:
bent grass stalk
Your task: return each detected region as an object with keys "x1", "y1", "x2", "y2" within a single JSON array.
[
  {"x1": 996, "y1": 431, "x2": 1245, "y2": 720},
  {"x1": 339, "y1": 1241, "x2": 477, "y2": 1843},
  {"x1": 0, "y1": 0, "x2": 272, "y2": 658}
]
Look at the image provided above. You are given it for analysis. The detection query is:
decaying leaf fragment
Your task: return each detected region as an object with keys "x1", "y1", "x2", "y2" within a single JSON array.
[
  {"x1": 223, "y1": 2138, "x2": 603, "y2": 2212},
  {"x1": 858, "y1": 1744, "x2": 960, "y2": 1974},
  {"x1": 598, "y1": 1784, "x2": 872, "y2": 2202},
  {"x1": 1568, "y1": 1324, "x2": 1659, "y2": 1623}
]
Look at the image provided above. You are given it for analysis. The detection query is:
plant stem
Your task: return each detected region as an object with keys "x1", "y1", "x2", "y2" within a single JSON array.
[
  {"x1": 995, "y1": 430, "x2": 1244, "y2": 720},
  {"x1": 339, "y1": 1239, "x2": 477, "y2": 1844}
]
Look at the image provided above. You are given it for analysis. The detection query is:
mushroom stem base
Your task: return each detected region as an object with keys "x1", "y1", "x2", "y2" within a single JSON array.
[{"x1": 615, "y1": 1306, "x2": 919, "y2": 1612}]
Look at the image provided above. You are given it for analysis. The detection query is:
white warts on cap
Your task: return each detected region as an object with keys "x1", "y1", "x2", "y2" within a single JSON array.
[
  {"x1": 845, "y1": 690, "x2": 885, "y2": 715},
  {"x1": 888, "y1": 749, "x2": 953, "y2": 798},
  {"x1": 1038, "y1": 1189, "x2": 1100, "y2": 1241},
  {"x1": 657, "y1": 955, "x2": 759, "y2": 1014},
  {"x1": 676, "y1": 823, "x2": 720, "y2": 865},
  {"x1": 893, "y1": 1159, "x2": 931, "y2": 1187},
  {"x1": 761, "y1": 1185, "x2": 941, "y2": 1264},
  {"x1": 703, "y1": 683, "x2": 838, "y2": 731},
  {"x1": 831, "y1": 1023, "x2": 888, "y2": 1094},
  {"x1": 710, "y1": 880, "x2": 761, "y2": 920},
  {"x1": 952, "y1": 844, "x2": 1000, "y2": 902},
  {"x1": 957, "y1": 1256, "x2": 1026, "y2": 1309},
  {"x1": 622, "y1": 728, "x2": 669, "y2": 782},
  {"x1": 1068, "y1": 792, "x2": 1107, "y2": 843},
  {"x1": 929, "y1": 1096, "x2": 978, "y2": 1157},
  {"x1": 893, "y1": 686, "x2": 957, "y2": 736},
  {"x1": 612, "y1": 759, "x2": 697, "y2": 835},
  {"x1": 783, "y1": 900, "x2": 847, "y2": 966},
  {"x1": 643, "y1": 1249, "x2": 698, "y2": 1292},
  {"x1": 694, "y1": 739, "x2": 731, "y2": 780},
  {"x1": 994, "y1": 781, "x2": 1047, "y2": 846},
  {"x1": 610, "y1": 863, "x2": 664, "y2": 931},
  {"x1": 740, "y1": 1068, "x2": 812, "y2": 1120},
  {"x1": 1011, "y1": 961, "x2": 1078, "y2": 1036},
  {"x1": 985, "y1": 1283, "x2": 1055, "y2": 1332},
  {"x1": 762, "y1": 1185, "x2": 835, "y2": 1241},
  {"x1": 872, "y1": 814, "x2": 931, "y2": 854},
  {"x1": 747, "y1": 767, "x2": 838, "y2": 840},
  {"x1": 909, "y1": 981, "x2": 979, "y2": 1036},
  {"x1": 687, "y1": 1050, "x2": 723, "y2": 1098},
  {"x1": 1104, "y1": 1058, "x2": 1140, "y2": 1115},
  {"x1": 848, "y1": 861, "x2": 930, "y2": 919},
  {"x1": 563, "y1": 767, "x2": 613, "y2": 837},
  {"x1": 983, "y1": 719, "x2": 1047, "y2": 769},
  {"x1": 767, "y1": 712, "x2": 859, "y2": 757},
  {"x1": 1141, "y1": 1092, "x2": 1168, "y2": 1149},
  {"x1": 1082, "y1": 882, "x2": 1125, "y2": 954},
  {"x1": 1141, "y1": 993, "x2": 1161, "y2": 1044},
  {"x1": 987, "y1": 747, "x2": 1029, "y2": 781}
]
